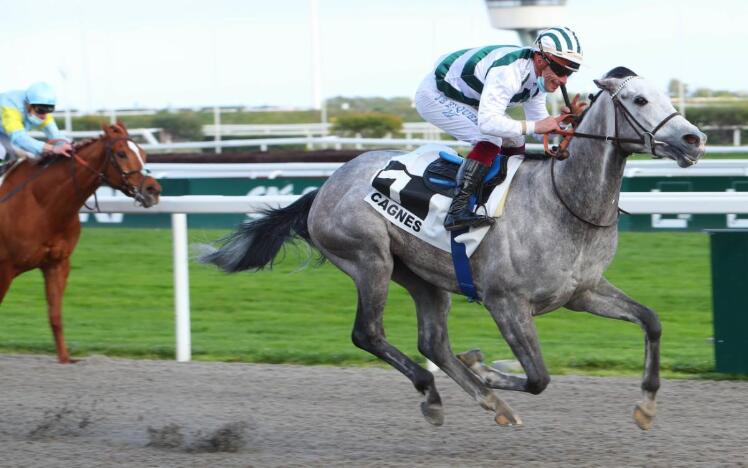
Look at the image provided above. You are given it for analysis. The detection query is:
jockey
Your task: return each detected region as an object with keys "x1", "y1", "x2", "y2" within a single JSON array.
[
  {"x1": 0, "y1": 82, "x2": 73, "y2": 167},
  {"x1": 415, "y1": 27, "x2": 584, "y2": 231}
]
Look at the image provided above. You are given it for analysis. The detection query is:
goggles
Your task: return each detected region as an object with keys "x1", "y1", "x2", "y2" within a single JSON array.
[
  {"x1": 540, "y1": 51, "x2": 577, "y2": 78},
  {"x1": 31, "y1": 104, "x2": 55, "y2": 114}
]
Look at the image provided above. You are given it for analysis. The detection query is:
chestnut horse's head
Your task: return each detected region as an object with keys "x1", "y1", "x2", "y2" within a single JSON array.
[{"x1": 95, "y1": 122, "x2": 161, "y2": 207}]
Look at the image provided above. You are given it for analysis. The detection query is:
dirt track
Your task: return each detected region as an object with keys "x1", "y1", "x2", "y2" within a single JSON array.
[{"x1": 0, "y1": 354, "x2": 746, "y2": 467}]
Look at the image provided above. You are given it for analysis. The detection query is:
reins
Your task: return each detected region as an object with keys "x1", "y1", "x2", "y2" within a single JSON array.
[
  {"x1": 0, "y1": 161, "x2": 55, "y2": 204},
  {"x1": 545, "y1": 78, "x2": 680, "y2": 228}
]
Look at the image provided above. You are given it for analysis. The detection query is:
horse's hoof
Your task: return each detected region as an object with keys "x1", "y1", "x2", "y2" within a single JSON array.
[
  {"x1": 457, "y1": 349, "x2": 485, "y2": 367},
  {"x1": 59, "y1": 357, "x2": 80, "y2": 364},
  {"x1": 420, "y1": 401, "x2": 444, "y2": 426},
  {"x1": 494, "y1": 412, "x2": 523, "y2": 427},
  {"x1": 633, "y1": 400, "x2": 656, "y2": 431}
]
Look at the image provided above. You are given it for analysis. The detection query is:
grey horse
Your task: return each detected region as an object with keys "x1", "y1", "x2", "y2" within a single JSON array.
[{"x1": 200, "y1": 67, "x2": 706, "y2": 430}]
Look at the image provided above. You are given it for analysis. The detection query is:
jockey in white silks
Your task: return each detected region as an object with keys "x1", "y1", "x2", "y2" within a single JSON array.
[
  {"x1": 0, "y1": 82, "x2": 73, "y2": 170},
  {"x1": 414, "y1": 27, "x2": 585, "y2": 231}
]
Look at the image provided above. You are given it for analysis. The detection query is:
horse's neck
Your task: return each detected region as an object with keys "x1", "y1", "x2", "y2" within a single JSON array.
[
  {"x1": 554, "y1": 95, "x2": 626, "y2": 225},
  {"x1": 34, "y1": 140, "x2": 107, "y2": 221}
]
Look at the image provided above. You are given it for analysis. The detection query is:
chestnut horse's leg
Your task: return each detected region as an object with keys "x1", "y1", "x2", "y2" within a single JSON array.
[
  {"x1": 42, "y1": 258, "x2": 74, "y2": 364},
  {"x1": 0, "y1": 264, "x2": 14, "y2": 303}
]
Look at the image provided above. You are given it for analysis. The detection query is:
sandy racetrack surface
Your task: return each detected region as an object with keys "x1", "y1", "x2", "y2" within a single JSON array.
[{"x1": 1, "y1": 354, "x2": 746, "y2": 467}]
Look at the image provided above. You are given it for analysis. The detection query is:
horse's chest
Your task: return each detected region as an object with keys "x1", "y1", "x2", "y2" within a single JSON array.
[{"x1": 14, "y1": 240, "x2": 72, "y2": 269}]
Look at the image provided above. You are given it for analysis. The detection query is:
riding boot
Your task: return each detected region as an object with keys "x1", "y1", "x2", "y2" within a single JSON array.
[{"x1": 444, "y1": 158, "x2": 494, "y2": 231}]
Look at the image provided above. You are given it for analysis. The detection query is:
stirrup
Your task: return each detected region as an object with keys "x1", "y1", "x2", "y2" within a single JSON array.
[{"x1": 444, "y1": 213, "x2": 494, "y2": 232}]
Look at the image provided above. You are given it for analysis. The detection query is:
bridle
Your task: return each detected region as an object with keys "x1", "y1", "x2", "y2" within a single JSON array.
[
  {"x1": 547, "y1": 76, "x2": 681, "y2": 228},
  {"x1": 545, "y1": 76, "x2": 681, "y2": 159},
  {"x1": 71, "y1": 136, "x2": 151, "y2": 208}
]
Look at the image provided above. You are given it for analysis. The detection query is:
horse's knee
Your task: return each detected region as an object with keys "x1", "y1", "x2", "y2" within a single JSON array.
[
  {"x1": 417, "y1": 336, "x2": 437, "y2": 361},
  {"x1": 640, "y1": 308, "x2": 662, "y2": 341},
  {"x1": 526, "y1": 374, "x2": 550, "y2": 395},
  {"x1": 351, "y1": 328, "x2": 380, "y2": 353}
]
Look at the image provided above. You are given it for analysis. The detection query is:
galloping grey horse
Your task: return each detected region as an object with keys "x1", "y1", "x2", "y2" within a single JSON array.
[{"x1": 201, "y1": 67, "x2": 706, "y2": 430}]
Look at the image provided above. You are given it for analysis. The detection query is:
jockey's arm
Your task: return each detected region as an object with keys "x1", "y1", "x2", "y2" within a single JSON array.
[
  {"x1": 39, "y1": 116, "x2": 72, "y2": 156},
  {"x1": 477, "y1": 67, "x2": 529, "y2": 138},
  {"x1": 523, "y1": 92, "x2": 552, "y2": 142},
  {"x1": 1, "y1": 106, "x2": 45, "y2": 157}
]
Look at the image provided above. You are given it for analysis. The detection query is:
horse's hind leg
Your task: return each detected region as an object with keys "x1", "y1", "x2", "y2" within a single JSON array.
[
  {"x1": 320, "y1": 245, "x2": 439, "y2": 423},
  {"x1": 42, "y1": 259, "x2": 74, "y2": 364},
  {"x1": 566, "y1": 278, "x2": 660, "y2": 430},
  {"x1": 392, "y1": 261, "x2": 521, "y2": 427}
]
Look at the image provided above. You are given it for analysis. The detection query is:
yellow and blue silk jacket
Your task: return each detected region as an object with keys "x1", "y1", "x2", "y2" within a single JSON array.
[{"x1": 0, "y1": 90, "x2": 64, "y2": 156}]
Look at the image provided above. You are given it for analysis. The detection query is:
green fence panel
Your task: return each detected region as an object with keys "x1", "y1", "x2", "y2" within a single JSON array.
[{"x1": 708, "y1": 230, "x2": 748, "y2": 373}]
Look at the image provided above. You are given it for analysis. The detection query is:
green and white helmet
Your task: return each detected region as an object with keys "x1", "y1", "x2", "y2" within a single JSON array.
[{"x1": 534, "y1": 27, "x2": 583, "y2": 72}]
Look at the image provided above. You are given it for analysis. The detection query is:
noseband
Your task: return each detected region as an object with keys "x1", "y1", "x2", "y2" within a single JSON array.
[{"x1": 72, "y1": 136, "x2": 150, "y2": 207}]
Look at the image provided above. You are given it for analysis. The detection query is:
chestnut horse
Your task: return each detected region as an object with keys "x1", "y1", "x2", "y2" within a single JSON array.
[{"x1": 0, "y1": 123, "x2": 161, "y2": 363}]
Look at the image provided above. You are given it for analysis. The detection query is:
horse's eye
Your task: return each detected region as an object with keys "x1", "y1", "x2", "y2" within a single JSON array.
[
  {"x1": 634, "y1": 96, "x2": 648, "y2": 106},
  {"x1": 116, "y1": 151, "x2": 127, "y2": 158}
]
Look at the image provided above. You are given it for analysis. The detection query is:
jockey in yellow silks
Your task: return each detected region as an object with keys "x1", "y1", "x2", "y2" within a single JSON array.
[{"x1": 0, "y1": 82, "x2": 73, "y2": 166}]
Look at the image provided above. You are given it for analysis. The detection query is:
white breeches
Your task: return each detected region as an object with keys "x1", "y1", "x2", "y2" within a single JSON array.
[{"x1": 414, "y1": 74, "x2": 525, "y2": 149}]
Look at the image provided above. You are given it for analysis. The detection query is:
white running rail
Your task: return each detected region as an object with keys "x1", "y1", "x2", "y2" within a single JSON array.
[{"x1": 81, "y1": 192, "x2": 748, "y2": 362}]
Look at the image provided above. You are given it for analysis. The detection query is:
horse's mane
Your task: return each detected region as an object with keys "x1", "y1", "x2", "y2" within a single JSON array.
[
  {"x1": 603, "y1": 66, "x2": 638, "y2": 79},
  {"x1": 71, "y1": 123, "x2": 129, "y2": 152},
  {"x1": 73, "y1": 139, "x2": 98, "y2": 151}
]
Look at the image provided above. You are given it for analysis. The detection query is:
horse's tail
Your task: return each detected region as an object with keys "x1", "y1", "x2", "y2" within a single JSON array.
[{"x1": 198, "y1": 189, "x2": 318, "y2": 272}]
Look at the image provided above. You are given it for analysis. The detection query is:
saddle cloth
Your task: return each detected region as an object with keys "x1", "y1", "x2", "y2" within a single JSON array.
[{"x1": 364, "y1": 143, "x2": 524, "y2": 257}]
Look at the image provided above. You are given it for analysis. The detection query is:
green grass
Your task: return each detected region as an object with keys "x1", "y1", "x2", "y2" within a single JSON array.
[{"x1": 0, "y1": 228, "x2": 734, "y2": 378}]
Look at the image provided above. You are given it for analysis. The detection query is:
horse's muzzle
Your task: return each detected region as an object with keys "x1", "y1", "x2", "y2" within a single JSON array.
[{"x1": 136, "y1": 177, "x2": 161, "y2": 208}]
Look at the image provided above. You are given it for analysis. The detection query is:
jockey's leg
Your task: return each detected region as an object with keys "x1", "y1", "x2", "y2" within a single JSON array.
[
  {"x1": 444, "y1": 142, "x2": 497, "y2": 231},
  {"x1": 0, "y1": 135, "x2": 17, "y2": 177}
]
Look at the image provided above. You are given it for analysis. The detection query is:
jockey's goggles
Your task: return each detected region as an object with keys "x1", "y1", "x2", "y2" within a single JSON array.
[
  {"x1": 542, "y1": 55, "x2": 575, "y2": 77},
  {"x1": 31, "y1": 104, "x2": 55, "y2": 114}
]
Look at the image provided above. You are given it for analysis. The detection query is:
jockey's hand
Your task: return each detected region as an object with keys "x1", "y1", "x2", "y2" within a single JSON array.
[
  {"x1": 561, "y1": 94, "x2": 589, "y2": 116},
  {"x1": 534, "y1": 116, "x2": 563, "y2": 134},
  {"x1": 44, "y1": 142, "x2": 73, "y2": 158}
]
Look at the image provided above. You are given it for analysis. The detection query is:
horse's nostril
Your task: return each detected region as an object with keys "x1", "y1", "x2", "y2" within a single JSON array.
[{"x1": 683, "y1": 134, "x2": 701, "y2": 146}]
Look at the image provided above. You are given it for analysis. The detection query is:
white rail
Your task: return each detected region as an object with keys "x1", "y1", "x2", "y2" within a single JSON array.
[
  {"x1": 146, "y1": 159, "x2": 748, "y2": 180},
  {"x1": 135, "y1": 136, "x2": 748, "y2": 155},
  {"x1": 80, "y1": 193, "x2": 748, "y2": 362}
]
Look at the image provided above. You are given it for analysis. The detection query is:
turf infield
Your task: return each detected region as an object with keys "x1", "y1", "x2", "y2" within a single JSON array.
[{"x1": 0, "y1": 228, "x2": 721, "y2": 377}]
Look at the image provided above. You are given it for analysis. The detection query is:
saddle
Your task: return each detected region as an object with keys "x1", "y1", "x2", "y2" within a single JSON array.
[{"x1": 422, "y1": 151, "x2": 510, "y2": 204}]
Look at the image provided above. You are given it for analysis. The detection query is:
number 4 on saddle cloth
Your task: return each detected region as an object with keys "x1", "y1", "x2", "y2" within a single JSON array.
[{"x1": 364, "y1": 143, "x2": 525, "y2": 300}]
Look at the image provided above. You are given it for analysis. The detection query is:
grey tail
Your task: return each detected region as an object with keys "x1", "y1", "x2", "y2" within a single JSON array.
[{"x1": 198, "y1": 190, "x2": 318, "y2": 272}]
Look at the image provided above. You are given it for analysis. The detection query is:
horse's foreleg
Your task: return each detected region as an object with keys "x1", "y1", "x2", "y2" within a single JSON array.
[
  {"x1": 42, "y1": 259, "x2": 74, "y2": 364},
  {"x1": 566, "y1": 277, "x2": 660, "y2": 430},
  {"x1": 472, "y1": 296, "x2": 550, "y2": 397},
  {"x1": 0, "y1": 264, "x2": 14, "y2": 303},
  {"x1": 393, "y1": 263, "x2": 521, "y2": 427}
]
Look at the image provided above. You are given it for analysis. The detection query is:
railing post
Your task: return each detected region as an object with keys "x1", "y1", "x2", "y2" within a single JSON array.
[
  {"x1": 734, "y1": 128, "x2": 741, "y2": 147},
  {"x1": 172, "y1": 213, "x2": 191, "y2": 362},
  {"x1": 213, "y1": 106, "x2": 222, "y2": 154}
]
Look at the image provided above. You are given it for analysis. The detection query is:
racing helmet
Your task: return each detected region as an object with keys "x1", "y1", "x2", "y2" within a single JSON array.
[{"x1": 534, "y1": 27, "x2": 583, "y2": 72}]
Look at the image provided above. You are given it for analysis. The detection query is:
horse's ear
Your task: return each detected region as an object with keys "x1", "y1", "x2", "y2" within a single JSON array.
[
  {"x1": 116, "y1": 120, "x2": 128, "y2": 132},
  {"x1": 593, "y1": 78, "x2": 618, "y2": 94}
]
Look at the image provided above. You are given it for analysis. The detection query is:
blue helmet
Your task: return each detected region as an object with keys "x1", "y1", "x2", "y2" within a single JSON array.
[{"x1": 25, "y1": 82, "x2": 57, "y2": 106}]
